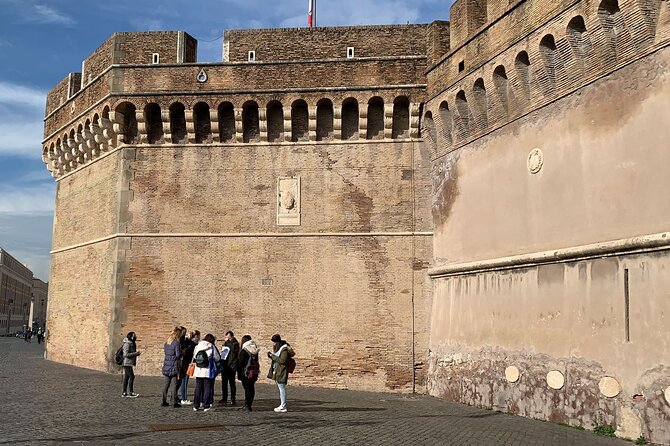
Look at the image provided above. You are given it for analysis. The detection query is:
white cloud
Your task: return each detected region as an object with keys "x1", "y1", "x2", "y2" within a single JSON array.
[
  {"x1": 0, "y1": 81, "x2": 46, "y2": 158},
  {"x1": 0, "y1": 184, "x2": 55, "y2": 215},
  {"x1": 0, "y1": 122, "x2": 44, "y2": 156},
  {"x1": 31, "y1": 4, "x2": 76, "y2": 26},
  {"x1": 0, "y1": 81, "x2": 46, "y2": 109}
]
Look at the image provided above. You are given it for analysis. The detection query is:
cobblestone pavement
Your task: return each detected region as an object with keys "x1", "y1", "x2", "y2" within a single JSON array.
[{"x1": 0, "y1": 338, "x2": 632, "y2": 446}]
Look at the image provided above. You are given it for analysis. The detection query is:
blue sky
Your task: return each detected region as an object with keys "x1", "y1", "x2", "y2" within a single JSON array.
[{"x1": 0, "y1": 0, "x2": 452, "y2": 281}]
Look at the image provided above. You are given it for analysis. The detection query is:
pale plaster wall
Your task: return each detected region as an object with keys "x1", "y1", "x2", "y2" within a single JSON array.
[
  {"x1": 432, "y1": 46, "x2": 670, "y2": 265},
  {"x1": 428, "y1": 46, "x2": 670, "y2": 445}
]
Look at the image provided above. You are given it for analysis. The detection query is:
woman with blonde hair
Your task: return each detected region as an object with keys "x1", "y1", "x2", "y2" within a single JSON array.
[{"x1": 161, "y1": 326, "x2": 183, "y2": 408}]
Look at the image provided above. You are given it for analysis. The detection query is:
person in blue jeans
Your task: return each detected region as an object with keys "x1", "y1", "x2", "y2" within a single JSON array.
[
  {"x1": 179, "y1": 330, "x2": 199, "y2": 405},
  {"x1": 267, "y1": 334, "x2": 295, "y2": 413}
]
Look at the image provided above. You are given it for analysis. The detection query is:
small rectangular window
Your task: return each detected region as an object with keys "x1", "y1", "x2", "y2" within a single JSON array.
[
  {"x1": 152, "y1": 53, "x2": 160, "y2": 64},
  {"x1": 347, "y1": 47, "x2": 355, "y2": 59},
  {"x1": 458, "y1": 60, "x2": 465, "y2": 72},
  {"x1": 248, "y1": 50, "x2": 256, "y2": 62}
]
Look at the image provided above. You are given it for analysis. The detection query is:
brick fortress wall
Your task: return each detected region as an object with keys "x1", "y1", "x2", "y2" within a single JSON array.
[{"x1": 43, "y1": 24, "x2": 441, "y2": 393}]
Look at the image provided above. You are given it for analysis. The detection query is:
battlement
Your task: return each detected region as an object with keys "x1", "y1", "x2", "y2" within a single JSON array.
[
  {"x1": 45, "y1": 31, "x2": 197, "y2": 117},
  {"x1": 224, "y1": 22, "x2": 449, "y2": 63}
]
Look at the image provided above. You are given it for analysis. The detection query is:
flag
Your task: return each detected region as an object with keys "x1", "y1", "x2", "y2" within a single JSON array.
[{"x1": 308, "y1": 0, "x2": 315, "y2": 28}]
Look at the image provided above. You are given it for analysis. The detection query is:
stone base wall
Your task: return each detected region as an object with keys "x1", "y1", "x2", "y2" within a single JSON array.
[
  {"x1": 428, "y1": 251, "x2": 670, "y2": 444},
  {"x1": 45, "y1": 240, "x2": 117, "y2": 371}
]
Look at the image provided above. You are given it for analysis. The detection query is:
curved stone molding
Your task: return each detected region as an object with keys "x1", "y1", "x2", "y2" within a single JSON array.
[
  {"x1": 665, "y1": 386, "x2": 670, "y2": 405},
  {"x1": 546, "y1": 370, "x2": 565, "y2": 390},
  {"x1": 598, "y1": 377, "x2": 621, "y2": 398},
  {"x1": 505, "y1": 366, "x2": 520, "y2": 383},
  {"x1": 43, "y1": 94, "x2": 419, "y2": 179},
  {"x1": 527, "y1": 148, "x2": 543, "y2": 174}
]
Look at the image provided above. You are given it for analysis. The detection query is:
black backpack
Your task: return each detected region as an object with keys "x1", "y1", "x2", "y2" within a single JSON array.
[
  {"x1": 114, "y1": 346, "x2": 124, "y2": 365},
  {"x1": 244, "y1": 353, "x2": 260, "y2": 380},
  {"x1": 194, "y1": 349, "x2": 209, "y2": 368}
]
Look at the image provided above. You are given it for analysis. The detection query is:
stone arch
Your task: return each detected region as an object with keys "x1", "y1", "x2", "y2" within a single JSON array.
[
  {"x1": 193, "y1": 102, "x2": 212, "y2": 144},
  {"x1": 316, "y1": 98, "x2": 334, "y2": 141},
  {"x1": 438, "y1": 101, "x2": 453, "y2": 146},
  {"x1": 291, "y1": 99, "x2": 309, "y2": 142},
  {"x1": 422, "y1": 111, "x2": 437, "y2": 149},
  {"x1": 492, "y1": 65, "x2": 509, "y2": 118},
  {"x1": 566, "y1": 16, "x2": 588, "y2": 63},
  {"x1": 341, "y1": 98, "x2": 359, "y2": 140},
  {"x1": 539, "y1": 34, "x2": 558, "y2": 90},
  {"x1": 266, "y1": 100, "x2": 284, "y2": 143},
  {"x1": 472, "y1": 78, "x2": 488, "y2": 129},
  {"x1": 169, "y1": 102, "x2": 187, "y2": 144},
  {"x1": 243, "y1": 101, "x2": 260, "y2": 143},
  {"x1": 515, "y1": 51, "x2": 531, "y2": 101},
  {"x1": 144, "y1": 103, "x2": 163, "y2": 144},
  {"x1": 366, "y1": 97, "x2": 384, "y2": 140},
  {"x1": 102, "y1": 105, "x2": 110, "y2": 121},
  {"x1": 455, "y1": 90, "x2": 471, "y2": 138},
  {"x1": 598, "y1": 0, "x2": 624, "y2": 63},
  {"x1": 115, "y1": 102, "x2": 138, "y2": 145},
  {"x1": 218, "y1": 102, "x2": 236, "y2": 143},
  {"x1": 646, "y1": 0, "x2": 665, "y2": 38},
  {"x1": 392, "y1": 96, "x2": 410, "y2": 139}
]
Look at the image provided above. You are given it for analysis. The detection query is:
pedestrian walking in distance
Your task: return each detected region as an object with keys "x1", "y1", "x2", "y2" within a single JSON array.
[
  {"x1": 179, "y1": 329, "x2": 199, "y2": 405},
  {"x1": 237, "y1": 335, "x2": 260, "y2": 412},
  {"x1": 122, "y1": 332, "x2": 141, "y2": 398},
  {"x1": 161, "y1": 327, "x2": 182, "y2": 408},
  {"x1": 267, "y1": 334, "x2": 295, "y2": 413},
  {"x1": 219, "y1": 330, "x2": 240, "y2": 406},
  {"x1": 192, "y1": 333, "x2": 221, "y2": 412}
]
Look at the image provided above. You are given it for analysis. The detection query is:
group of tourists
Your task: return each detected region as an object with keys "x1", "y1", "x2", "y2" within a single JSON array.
[
  {"x1": 119, "y1": 327, "x2": 295, "y2": 413},
  {"x1": 21, "y1": 326, "x2": 44, "y2": 344}
]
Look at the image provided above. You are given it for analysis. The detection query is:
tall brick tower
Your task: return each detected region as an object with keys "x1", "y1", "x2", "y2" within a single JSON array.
[{"x1": 42, "y1": 25, "x2": 449, "y2": 392}]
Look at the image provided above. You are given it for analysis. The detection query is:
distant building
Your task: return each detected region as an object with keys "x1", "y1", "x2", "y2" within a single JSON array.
[
  {"x1": 0, "y1": 247, "x2": 48, "y2": 335},
  {"x1": 31, "y1": 278, "x2": 49, "y2": 328}
]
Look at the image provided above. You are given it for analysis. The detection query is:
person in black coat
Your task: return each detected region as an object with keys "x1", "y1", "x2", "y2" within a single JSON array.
[
  {"x1": 179, "y1": 330, "x2": 199, "y2": 405},
  {"x1": 161, "y1": 327, "x2": 183, "y2": 408},
  {"x1": 236, "y1": 335, "x2": 260, "y2": 412}
]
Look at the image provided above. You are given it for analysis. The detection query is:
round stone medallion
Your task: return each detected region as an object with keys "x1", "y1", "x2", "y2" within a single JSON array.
[
  {"x1": 598, "y1": 377, "x2": 621, "y2": 398},
  {"x1": 547, "y1": 370, "x2": 565, "y2": 390},
  {"x1": 527, "y1": 148, "x2": 544, "y2": 174},
  {"x1": 665, "y1": 386, "x2": 670, "y2": 405},
  {"x1": 505, "y1": 366, "x2": 520, "y2": 383}
]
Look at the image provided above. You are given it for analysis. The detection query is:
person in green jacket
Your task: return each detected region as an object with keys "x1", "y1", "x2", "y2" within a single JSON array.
[{"x1": 267, "y1": 334, "x2": 295, "y2": 413}]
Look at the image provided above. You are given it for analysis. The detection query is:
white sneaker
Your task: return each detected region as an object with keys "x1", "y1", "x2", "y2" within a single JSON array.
[
  {"x1": 203, "y1": 406, "x2": 213, "y2": 412},
  {"x1": 274, "y1": 407, "x2": 287, "y2": 413},
  {"x1": 126, "y1": 392, "x2": 139, "y2": 398},
  {"x1": 181, "y1": 400, "x2": 193, "y2": 405}
]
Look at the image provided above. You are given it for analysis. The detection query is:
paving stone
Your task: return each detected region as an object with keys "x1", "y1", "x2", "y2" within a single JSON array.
[{"x1": 0, "y1": 338, "x2": 631, "y2": 445}]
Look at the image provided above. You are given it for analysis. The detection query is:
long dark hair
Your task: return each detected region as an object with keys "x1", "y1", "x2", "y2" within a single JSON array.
[
  {"x1": 126, "y1": 332, "x2": 136, "y2": 341},
  {"x1": 241, "y1": 335, "x2": 251, "y2": 344}
]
